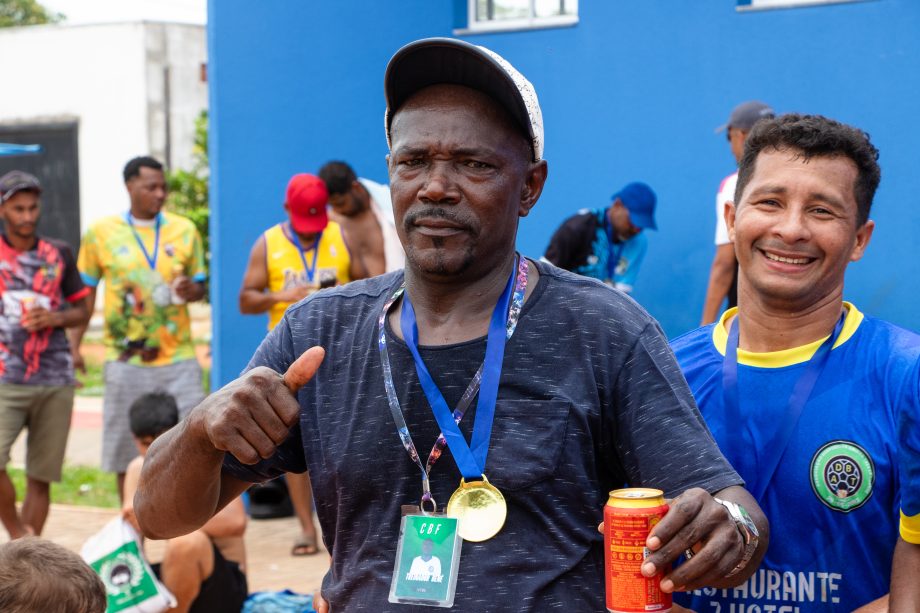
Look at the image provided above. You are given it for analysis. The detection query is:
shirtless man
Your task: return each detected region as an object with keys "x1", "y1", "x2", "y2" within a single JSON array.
[
  {"x1": 122, "y1": 392, "x2": 247, "y2": 613},
  {"x1": 319, "y1": 161, "x2": 405, "y2": 276}
]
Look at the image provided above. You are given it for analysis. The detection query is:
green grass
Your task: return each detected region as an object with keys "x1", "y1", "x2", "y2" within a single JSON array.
[
  {"x1": 75, "y1": 356, "x2": 105, "y2": 396},
  {"x1": 8, "y1": 465, "x2": 119, "y2": 508},
  {"x1": 76, "y1": 355, "x2": 211, "y2": 397}
]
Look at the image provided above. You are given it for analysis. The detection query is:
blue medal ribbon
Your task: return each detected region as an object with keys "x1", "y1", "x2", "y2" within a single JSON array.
[
  {"x1": 399, "y1": 261, "x2": 516, "y2": 480},
  {"x1": 722, "y1": 310, "x2": 847, "y2": 500},
  {"x1": 287, "y1": 223, "x2": 322, "y2": 284},
  {"x1": 125, "y1": 212, "x2": 161, "y2": 270}
]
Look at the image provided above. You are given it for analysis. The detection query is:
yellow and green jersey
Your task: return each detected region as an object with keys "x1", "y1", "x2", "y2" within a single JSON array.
[
  {"x1": 77, "y1": 211, "x2": 206, "y2": 366},
  {"x1": 264, "y1": 221, "x2": 351, "y2": 330}
]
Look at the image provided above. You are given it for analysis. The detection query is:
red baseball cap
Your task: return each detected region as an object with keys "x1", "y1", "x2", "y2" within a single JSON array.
[{"x1": 286, "y1": 173, "x2": 329, "y2": 234}]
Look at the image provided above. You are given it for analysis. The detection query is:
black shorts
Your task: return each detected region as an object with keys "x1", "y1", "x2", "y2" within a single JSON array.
[{"x1": 153, "y1": 543, "x2": 248, "y2": 613}]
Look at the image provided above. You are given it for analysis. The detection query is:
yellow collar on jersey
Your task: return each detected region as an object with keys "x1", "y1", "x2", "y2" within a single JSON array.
[{"x1": 711, "y1": 302, "x2": 864, "y2": 368}]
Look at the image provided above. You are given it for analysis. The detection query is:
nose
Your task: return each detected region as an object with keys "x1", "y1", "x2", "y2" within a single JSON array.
[
  {"x1": 772, "y1": 206, "x2": 811, "y2": 243},
  {"x1": 417, "y1": 161, "x2": 460, "y2": 205}
]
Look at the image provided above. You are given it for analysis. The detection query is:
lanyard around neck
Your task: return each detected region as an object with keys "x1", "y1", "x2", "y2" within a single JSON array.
[
  {"x1": 722, "y1": 311, "x2": 847, "y2": 500},
  {"x1": 603, "y1": 213, "x2": 624, "y2": 281},
  {"x1": 125, "y1": 212, "x2": 161, "y2": 271},
  {"x1": 287, "y1": 223, "x2": 322, "y2": 284},
  {"x1": 377, "y1": 255, "x2": 528, "y2": 509}
]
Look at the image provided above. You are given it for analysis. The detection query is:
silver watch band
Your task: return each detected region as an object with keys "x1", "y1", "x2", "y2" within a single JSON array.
[{"x1": 712, "y1": 497, "x2": 759, "y2": 578}]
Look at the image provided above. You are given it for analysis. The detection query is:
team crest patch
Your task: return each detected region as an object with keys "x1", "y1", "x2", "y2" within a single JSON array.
[{"x1": 810, "y1": 440, "x2": 875, "y2": 512}]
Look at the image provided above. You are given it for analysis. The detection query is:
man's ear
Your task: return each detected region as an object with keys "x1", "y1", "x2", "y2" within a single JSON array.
[
  {"x1": 725, "y1": 201, "x2": 737, "y2": 242},
  {"x1": 850, "y1": 219, "x2": 875, "y2": 262},
  {"x1": 519, "y1": 160, "x2": 548, "y2": 218}
]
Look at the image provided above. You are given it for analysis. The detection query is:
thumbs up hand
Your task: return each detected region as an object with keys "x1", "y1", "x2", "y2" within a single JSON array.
[{"x1": 197, "y1": 346, "x2": 326, "y2": 465}]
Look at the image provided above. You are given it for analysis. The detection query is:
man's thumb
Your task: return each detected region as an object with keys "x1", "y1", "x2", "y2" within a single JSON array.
[{"x1": 282, "y1": 346, "x2": 326, "y2": 394}]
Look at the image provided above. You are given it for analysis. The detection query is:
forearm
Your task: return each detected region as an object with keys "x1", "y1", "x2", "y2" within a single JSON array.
[
  {"x1": 890, "y1": 537, "x2": 920, "y2": 612},
  {"x1": 239, "y1": 288, "x2": 277, "y2": 314},
  {"x1": 55, "y1": 305, "x2": 90, "y2": 329},
  {"x1": 68, "y1": 288, "x2": 95, "y2": 345},
  {"x1": 134, "y1": 411, "x2": 241, "y2": 539},
  {"x1": 701, "y1": 248, "x2": 736, "y2": 325}
]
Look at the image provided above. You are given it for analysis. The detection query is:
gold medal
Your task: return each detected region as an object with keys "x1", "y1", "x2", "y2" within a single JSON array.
[{"x1": 446, "y1": 475, "x2": 507, "y2": 542}]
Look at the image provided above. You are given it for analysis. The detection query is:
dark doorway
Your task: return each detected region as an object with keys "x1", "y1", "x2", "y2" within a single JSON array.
[{"x1": 0, "y1": 122, "x2": 81, "y2": 252}]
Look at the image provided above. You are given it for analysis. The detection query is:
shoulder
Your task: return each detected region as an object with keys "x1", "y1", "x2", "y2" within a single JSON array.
[
  {"x1": 287, "y1": 271, "x2": 401, "y2": 320},
  {"x1": 670, "y1": 324, "x2": 717, "y2": 361},
  {"x1": 717, "y1": 171, "x2": 738, "y2": 195},
  {"x1": 161, "y1": 211, "x2": 198, "y2": 232},
  {"x1": 532, "y1": 259, "x2": 654, "y2": 336},
  {"x1": 852, "y1": 314, "x2": 920, "y2": 367},
  {"x1": 85, "y1": 214, "x2": 127, "y2": 235},
  {"x1": 40, "y1": 237, "x2": 77, "y2": 260}
]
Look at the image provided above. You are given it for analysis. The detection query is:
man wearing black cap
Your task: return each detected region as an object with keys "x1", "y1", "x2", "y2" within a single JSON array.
[
  {"x1": 0, "y1": 171, "x2": 90, "y2": 540},
  {"x1": 135, "y1": 39, "x2": 767, "y2": 611},
  {"x1": 701, "y1": 101, "x2": 775, "y2": 325},
  {"x1": 543, "y1": 181, "x2": 657, "y2": 293}
]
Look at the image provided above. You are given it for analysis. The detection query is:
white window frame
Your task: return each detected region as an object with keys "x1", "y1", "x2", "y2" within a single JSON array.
[
  {"x1": 737, "y1": 0, "x2": 873, "y2": 11},
  {"x1": 455, "y1": 0, "x2": 578, "y2": 35}
]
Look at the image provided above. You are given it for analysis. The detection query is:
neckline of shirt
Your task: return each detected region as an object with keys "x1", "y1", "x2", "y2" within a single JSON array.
[{"x1": 710, "y1": 301, "x2": 864, "y2": 368}]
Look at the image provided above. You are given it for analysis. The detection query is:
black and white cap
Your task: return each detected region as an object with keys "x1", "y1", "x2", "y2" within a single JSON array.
[
  {"x1": 384, "y1": 37, "x2": 545, "y2": 162},
  {"x1": 0, "y1": 170, "x2": 42, "y2": 203}
]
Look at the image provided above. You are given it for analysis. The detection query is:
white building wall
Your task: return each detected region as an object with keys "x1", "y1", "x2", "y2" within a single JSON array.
[{"x1": 0, "y1": 21, "x2": 207, "y2": 228}]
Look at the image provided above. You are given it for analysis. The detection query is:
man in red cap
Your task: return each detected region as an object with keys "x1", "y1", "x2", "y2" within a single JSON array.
[{"x1": 239, "y1": 172, "x2": 365, "y2": 555}]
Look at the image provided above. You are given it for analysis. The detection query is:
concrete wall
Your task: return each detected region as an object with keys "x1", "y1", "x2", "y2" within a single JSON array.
[
  {"x1": 0, "y1": 22, "x2": 207, "y2": 228},
  {"x1": 209, "y1": 0, "x2": 920, "y2": 386}
]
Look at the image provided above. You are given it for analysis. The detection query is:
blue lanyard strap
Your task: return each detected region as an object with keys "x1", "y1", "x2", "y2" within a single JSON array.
[
  {"x1": 603, "y1": 213, "x2": 624, "y2": 282},
  {"x1": 401, "y1": 259, "x2": 516, "y2": 480},
  {"x1": 125, "y1": 213, "x2": 161, "y2": 271},
  {"x1": 722, "y1": 310, "x2": 847, "y2": 500},
  {"x1": 287, "y1": 223, "x2": 322, "y2": 284},
  {"x1": 377, "y1": 255, "x2": 528, "y2": 506}
]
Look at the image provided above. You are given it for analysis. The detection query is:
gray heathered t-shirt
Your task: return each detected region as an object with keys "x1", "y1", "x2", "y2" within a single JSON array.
[{"x1": 224, "y1": 259, "x2": 741, "y2": 612}]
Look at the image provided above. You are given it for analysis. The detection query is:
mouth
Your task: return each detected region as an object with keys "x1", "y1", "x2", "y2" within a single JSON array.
[
  {"x1": 759, "y1": 249, "x2": 816, "y2": 267},
  {"x1": 410, "y1": 218, "x2": 469, "y2": 237}
]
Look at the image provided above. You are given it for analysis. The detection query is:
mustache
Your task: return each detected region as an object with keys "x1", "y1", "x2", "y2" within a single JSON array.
[{"x1": 403, "y1": 207, "x2": 475, "y2": 232}]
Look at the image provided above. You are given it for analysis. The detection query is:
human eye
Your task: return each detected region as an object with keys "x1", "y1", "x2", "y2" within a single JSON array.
[
  {"x1": 810, "y1": 205, "x2": 837, "y2": 218},
  {"x1": 398, "y1": 157, "x2": 425, "y2": 168}
]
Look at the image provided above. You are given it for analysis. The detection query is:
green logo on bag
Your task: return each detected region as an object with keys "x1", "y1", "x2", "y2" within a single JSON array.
[
  {"x1": 810, "y1": 440, "x2": 875, "y2": 512},
  {"x1": 90, "y1": 541, "x2": 159, "y2": 611}
]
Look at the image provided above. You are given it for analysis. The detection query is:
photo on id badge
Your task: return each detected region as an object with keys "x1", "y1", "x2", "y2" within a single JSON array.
[{"x1": 389, "y1": 514, "x2": 461, "y2": 607}]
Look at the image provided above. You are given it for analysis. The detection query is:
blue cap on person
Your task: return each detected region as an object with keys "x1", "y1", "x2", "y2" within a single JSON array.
[{"x1": 612, "y1": 182, "x2": 657, "y2": 230}]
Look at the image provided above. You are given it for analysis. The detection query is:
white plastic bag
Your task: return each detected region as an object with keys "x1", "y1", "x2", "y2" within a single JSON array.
[{"x1": 81, "y1": 516, "x2": 176, "y2": 613}]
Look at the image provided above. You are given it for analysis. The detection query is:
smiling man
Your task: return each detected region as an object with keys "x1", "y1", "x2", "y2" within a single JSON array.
[
  {"x1": 672, "y1": 114, "x2": 918, "y2": 612},
  {"x1": 134, "y1": 38, "x2": 766, "y2": 612}
]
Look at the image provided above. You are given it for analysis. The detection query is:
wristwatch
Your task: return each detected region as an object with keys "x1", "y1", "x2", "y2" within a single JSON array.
[{"x1": 713, "y1": 497, "x2": 759, "y2": 578}]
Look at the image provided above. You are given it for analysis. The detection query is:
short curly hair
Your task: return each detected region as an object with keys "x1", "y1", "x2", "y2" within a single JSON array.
[{"x1": 735, "y1": 113, "x2": 880, "y2": 227}]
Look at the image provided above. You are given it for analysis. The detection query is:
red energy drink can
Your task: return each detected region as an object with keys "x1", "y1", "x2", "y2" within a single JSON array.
[{"x1": 604, "y1": 488, "x2": 671, "y2": 613}]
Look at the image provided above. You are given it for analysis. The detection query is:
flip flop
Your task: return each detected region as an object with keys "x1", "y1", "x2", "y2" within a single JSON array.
[{"x1": 291, "y1": 534, "x2": 319, "y2": 556}]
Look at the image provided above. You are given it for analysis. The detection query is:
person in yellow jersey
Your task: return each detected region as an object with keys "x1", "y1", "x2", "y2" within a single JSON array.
[
  {"x1": 73, "y1": 156, "x2": 208, "y2": 502},
  {"x1": 239, "y1": 172, "x2": 365, "y2": 556}
]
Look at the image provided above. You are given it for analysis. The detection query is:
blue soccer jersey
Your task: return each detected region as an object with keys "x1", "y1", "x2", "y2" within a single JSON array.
[
  {"x1": 672, "y1": 303, "x2": 920, "y2": 612},
  {"x1": 900, "y1": 393, "x2": 920, "y2": 544}
]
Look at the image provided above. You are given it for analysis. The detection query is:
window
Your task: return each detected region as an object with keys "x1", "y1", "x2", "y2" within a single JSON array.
[
  {"x1": 458, "y1": 0, "x2": 578, "y2": 33},
  {"x1": 737, "y1": 0, "x2": 872, "y2": 11}
]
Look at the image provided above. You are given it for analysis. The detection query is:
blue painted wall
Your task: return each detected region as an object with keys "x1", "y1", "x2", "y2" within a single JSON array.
[{"x1": 209, "y1": 0, "x2": 920, "y2": 386}]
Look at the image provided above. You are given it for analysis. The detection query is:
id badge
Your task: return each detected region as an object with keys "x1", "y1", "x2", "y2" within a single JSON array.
[{"x1": 388, "y1": 514, "x2": 462, "y2": 608}]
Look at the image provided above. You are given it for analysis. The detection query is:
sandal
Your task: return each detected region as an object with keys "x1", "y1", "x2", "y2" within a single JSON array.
[{"x1": 291, "y1": 534, "x2": 319, "y2": 556}]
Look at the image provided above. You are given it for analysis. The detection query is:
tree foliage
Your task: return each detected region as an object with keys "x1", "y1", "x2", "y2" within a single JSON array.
[
  {"x1": 167, "y1": 110, "x2": 211, "y2": 289},
  {"x1": 0, "y1": 0, "x2": 63, "y2": 27}
]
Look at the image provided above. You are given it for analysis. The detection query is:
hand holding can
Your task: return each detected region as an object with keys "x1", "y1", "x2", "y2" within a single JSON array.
[{"x1": 604, "y1": 488, "x2": 672, "y2": 613}]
